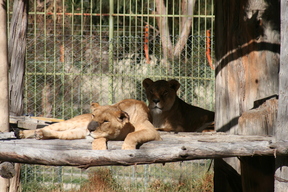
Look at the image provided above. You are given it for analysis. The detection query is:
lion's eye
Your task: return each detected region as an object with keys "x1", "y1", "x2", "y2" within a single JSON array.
[
  {"x1": 91, "y1": 114, "x2": 95, "y2": 118},
  {"x1": 163, "y1": 91, "x2": 168, "y2": 96},
  {"x1": 103, "y1": 120, "x2": 109, "y2": 123}
]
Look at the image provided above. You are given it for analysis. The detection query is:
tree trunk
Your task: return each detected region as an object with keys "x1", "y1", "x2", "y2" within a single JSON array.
[
  {"x1": 0, "y1": 133, "x2": 277, "y2": 168},
  {"x1": 275, "y1": 0, "x2": 288, "y2": 191},
  {"x1": 154, "y1": 0, "x2": 196, "y2": 61},
  {"x1": 215, "y1": 0, "x2": 280, "y2": 191}
]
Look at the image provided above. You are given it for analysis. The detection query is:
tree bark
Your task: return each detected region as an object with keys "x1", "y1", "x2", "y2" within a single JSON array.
[
  {"x1": 215, "y1": 0, "x2": 280, "y2": 191},
  {"x1": 8, "y1": 0, "x2": 28, "y2": 116}
]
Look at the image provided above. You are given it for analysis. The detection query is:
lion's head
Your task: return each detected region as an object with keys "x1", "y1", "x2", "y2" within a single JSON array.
[
  {"x1": 87, "y1": 103, "x2": 133, "y2": 140},
  {"x1": 143, "y1": 78, "x2": 180, "y2": 114}
]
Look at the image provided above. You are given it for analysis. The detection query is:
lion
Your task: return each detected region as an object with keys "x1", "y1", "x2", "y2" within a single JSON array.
[
  {"x1": 16, "y1": 99, "x2": 161, "y2": 150},
  {"x1": 143, "y1": 78, "x2": 215, "y2": 132}
]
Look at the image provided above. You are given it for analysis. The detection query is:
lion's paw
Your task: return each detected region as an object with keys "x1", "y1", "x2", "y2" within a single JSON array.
[
  {"x1": 13, "y1": 128, "x2": 23, "y2": 139},
  {"x1": 34, "y1": 129, "x2": 44, "y2": 140},
  {"x1": 121, "y1": 143, "x2": 136, "y2": 150},
  {"x1": 92, "y1": 144, "x2": 107, "y2": 150},
  {"x1": 92, "y1": 139, "x2": 107, "y2": 150}
]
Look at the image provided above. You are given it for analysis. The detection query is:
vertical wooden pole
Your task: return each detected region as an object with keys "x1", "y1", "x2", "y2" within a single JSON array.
[
  {"x1": 8, "y1": 0, "x2": 28, "y2": 116},
  {"x1": 275, "y1": 0, "x2": 288, "y2": 191},
  {"x1": 0, "y1": 0, "x2": 10, "y2": 191},
  {"x1": 7, "y1": 0, "x2": 29, "y2": 191}
]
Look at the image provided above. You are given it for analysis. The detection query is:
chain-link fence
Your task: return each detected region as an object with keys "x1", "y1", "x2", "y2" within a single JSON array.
[{"x1": 7, "y1": 0, "x2": 215, "y2": 190}]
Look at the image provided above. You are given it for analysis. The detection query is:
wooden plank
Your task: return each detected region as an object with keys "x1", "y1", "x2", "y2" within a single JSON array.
[
  {"x1": 30, "y1": 116, "x2": 64, "y2": 123},
  {"x1": 9, "y1": 116, "x2": 59, "y2": 130}
]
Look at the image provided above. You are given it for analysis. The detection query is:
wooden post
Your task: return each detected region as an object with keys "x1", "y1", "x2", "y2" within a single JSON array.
[
  {"x1": 215, "y1": 0, "x2": 280, "y2": 191},
  {"x1": 8, "y1": 0, "x2": 28, "y2": 116},
  {"x1": 0, "y1": 0, "x2": 10, "y2": 191},
  {"x1": 275, "y1": 0, "x2": 288, "y2": 191},
  {"x1": 6, "y1": 0, "x2": 28, "y2": 191}
]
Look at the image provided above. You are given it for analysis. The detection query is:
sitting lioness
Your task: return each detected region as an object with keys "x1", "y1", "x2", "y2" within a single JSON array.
[
  {"x1": 143, "y1": 78, "x2": 215, "y2": 132},
  {"x1": 17, "y1": 99, "x2": 161, "y2": 150}
]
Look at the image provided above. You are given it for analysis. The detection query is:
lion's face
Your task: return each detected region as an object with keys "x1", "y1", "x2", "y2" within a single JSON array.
[
  {"x1": 143, "y1": 78, "x2": 180, "y2": 114},
  {"x1": 87, "y1": 104, "x2": 130, "y2": 140}
]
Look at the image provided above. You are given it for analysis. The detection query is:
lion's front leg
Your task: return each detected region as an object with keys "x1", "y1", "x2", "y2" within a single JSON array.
[
  {"x1": 92, "y1": 138, "x2": 107, "y2": 150},
  {"x1": 16, "y1": 129, "x2": 36, "y2": 139},
  {"x1": 122, "y1": 129, "x2": 160, "y2": 150}
]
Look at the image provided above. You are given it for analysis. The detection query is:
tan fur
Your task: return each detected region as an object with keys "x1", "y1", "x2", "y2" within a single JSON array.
[
  {"x1": 87, "y1": 99, "x2": 161, "y2": 150},
  {"x1": 19, "y1": 114, "x2": 91, "y2": 140},
  {"x1": 143, "y1": 78, "x2": 215, "y2": 132},
  {"x1": 19, "y1": 99, "x2": 161, "y2": 150}
]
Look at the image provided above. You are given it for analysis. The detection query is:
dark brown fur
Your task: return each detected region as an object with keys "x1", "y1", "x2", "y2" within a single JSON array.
[{"x1": 143, "y1": 78, "x2": 214, "y2": 132}]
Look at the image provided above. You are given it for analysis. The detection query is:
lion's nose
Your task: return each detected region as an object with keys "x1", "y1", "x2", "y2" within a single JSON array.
[
  {"x1": 87, "y1": 121, "x2": 99, "y2": 132},
  {"x1": 153, "y1": 99, "x2": 160, "y2": 104}
]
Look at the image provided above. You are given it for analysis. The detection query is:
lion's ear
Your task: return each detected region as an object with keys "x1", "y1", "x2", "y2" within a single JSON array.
[
  {"x1": 142, "y1": 78, "x2": 154, "y2": 89},
  {"x1": 119, "y1": 111, "x2": 129, "y2": 123},
  {"x1": 168, "y1": 79, "x2": 180, "y2": 91},
  {"x1": 90, "y1": 103, "x2": 100, "y2": 112}
]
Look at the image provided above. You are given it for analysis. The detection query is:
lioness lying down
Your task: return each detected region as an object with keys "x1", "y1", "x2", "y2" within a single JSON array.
[
  {"x1": 17, "y1": 99, "x2": 161, "y2": 150},
  {"x1": 143, "y1": 78, "x2": 215, "y2": 132}
]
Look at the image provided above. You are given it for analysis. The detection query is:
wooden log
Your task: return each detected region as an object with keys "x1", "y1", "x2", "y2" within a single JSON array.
[
  {"x1": 0, "y1": 162, "x2": 15, "y2": 179},
  {"x1": 0, "y1": 133, "x2": 280, "y2": 168}
]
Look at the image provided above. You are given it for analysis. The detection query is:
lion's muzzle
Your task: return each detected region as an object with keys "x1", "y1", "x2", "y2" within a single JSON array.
[{"x1": 87, "y1": 121, "x2": 99, "y2": 132}]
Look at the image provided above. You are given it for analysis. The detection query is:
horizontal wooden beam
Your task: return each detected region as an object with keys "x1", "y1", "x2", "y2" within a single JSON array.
[{"x1": 0, "y1": 132, "x2": 284, "y2": 168}]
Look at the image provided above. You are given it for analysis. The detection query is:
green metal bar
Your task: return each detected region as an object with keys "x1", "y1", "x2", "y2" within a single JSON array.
[
  {"x1": 25, "y1": 72, "x2": 212, "y2": 81},
  {"x1": 53, "y1": 0, "x2": 57, "y2": 117},
  {"x1": 33, "y1": 0, "x2": 37, "y2": 116},
  {"x1": 89, "y1": 0, "x2": 93, "y2": 103},
  {"x1": 61, "y1": 0, "x2": 65, "y2": 118},
  {"x1": 109, "y1": 0, "x2": 114, "y2": 104},
  {"x1": 71, "y1": 0, "x2": 75, "y2": 117},
  {"x1": 26, "y1": 10, "x2": 212, "y2": 18},
  {"x1": 43, "y1": 0, "x2": 47, "y2": 117},
  {"x1": 99, "y1": 0, "x2": 104, "y2": 104},
  {"x1": 80, "y1": 0, "x2": 84, "y2": 114}
]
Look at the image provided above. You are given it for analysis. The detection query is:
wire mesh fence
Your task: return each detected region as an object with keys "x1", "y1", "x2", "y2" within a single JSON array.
[
  {"x1": 21, "y1": 160, "x2": 213, "y2": 192},
  {"x1": 7, "y1": 0, "x2": 215, "y2": 191},
  {"x1": 24, "y1": 29, "x2": 215, "y2": 119}
]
